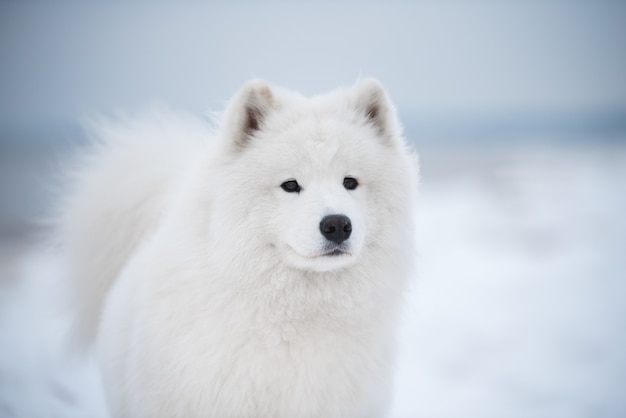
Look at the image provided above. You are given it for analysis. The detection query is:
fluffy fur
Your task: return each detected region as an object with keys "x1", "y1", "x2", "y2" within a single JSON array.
[{"x1": 59, "y1": 79, "x2": 419, "y2": 417}]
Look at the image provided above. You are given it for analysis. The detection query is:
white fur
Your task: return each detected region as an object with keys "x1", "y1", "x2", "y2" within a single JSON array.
[{"x1": 59, "y1": 79, "x2": 419, "y2": 417}]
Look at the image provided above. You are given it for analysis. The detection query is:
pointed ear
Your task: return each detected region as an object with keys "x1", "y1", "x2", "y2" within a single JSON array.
[
  {"x1": 350, "y1": 78, "x2": 400, "y2": 145},
  {"x1": 222, "y1": 79, "x2": 275, "y2": 151}
]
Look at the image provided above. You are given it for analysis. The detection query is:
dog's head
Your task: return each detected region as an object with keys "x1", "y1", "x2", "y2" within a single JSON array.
[{"x1": 212, "y1": 79, "x2": 417, "y2": 273}]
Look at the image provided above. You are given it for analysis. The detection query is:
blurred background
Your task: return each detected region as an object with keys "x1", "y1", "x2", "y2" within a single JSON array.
[{"x1": 1, "y1": 1, "x2": 625, "y2": 417}]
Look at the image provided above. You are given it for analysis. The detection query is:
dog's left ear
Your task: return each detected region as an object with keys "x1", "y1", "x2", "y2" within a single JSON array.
[
  {"x1": 222, "y1": 79, "x2": 276, "y2": 151},
  {"x1": 350, "y1": 78, "x2": 401, "y2": 146}
]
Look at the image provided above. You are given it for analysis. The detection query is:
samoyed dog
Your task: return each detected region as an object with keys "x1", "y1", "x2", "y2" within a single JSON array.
[{"x1": 59, "y1": 79, "x2": 418, "y2": 417}]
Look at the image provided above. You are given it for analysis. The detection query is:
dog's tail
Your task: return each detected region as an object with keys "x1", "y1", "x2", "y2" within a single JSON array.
[{"x1": 56, "y1": 107, "x2": 212, "y2": 350}]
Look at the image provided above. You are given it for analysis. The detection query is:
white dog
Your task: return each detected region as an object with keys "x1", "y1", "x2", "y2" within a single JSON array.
[{"x1": 59, "y1": 79, "x2": 418, "y2": 417}]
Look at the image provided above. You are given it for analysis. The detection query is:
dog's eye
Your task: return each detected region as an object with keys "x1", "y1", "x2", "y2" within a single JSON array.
[
  {"x1": 280, "y1": 180, "x2": 301, "y2": 193},
  {"x1": 343, "y1": 177, "x2": 358, "y2": 190}
]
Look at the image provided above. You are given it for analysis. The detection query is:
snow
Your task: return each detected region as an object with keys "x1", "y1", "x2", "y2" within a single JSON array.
[
  {"x1": 0, "y1": 252, "x2": 107, "y2": 418},
  {"x1": 391, "y1": 145, "x2": 626, "y2": 417},
  {"x1": 1, "y1": 144, "x2": 625, "y2": 417}
]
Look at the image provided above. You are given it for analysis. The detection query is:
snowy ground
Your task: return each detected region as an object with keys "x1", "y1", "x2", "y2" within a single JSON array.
[{"x1": 1, "y1": 143, "x2": 625, "y2": 417}]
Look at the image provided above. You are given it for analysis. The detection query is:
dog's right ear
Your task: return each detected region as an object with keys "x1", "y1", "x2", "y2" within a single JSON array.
[{"x1": 221, "y1": 79, "x2": 275, "y2": 151}]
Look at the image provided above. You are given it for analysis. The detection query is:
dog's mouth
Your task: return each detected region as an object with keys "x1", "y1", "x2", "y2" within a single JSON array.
[
  {"x1": 295, "y1": 246, "x2": 352, "y2": 259},
  {"x1": 318, "y1": 246, "x2": 351, "y2": 258},
  {"x1": 289, "y1": 245, "x2": 351, "y2": 260},
  {"x1": 285, "y1": 243, "x2": 356, "y2": 272},
  {"x1": 323, "y1": 248, "x2": 346, "y2": 257}
]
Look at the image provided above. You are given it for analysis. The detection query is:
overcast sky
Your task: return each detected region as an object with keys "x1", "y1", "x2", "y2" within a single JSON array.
[{"x1": 1, "y1": 1, "x2": 625, "y2": 127}]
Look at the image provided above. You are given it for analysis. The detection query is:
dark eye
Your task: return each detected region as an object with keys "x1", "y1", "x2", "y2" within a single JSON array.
[
  {"x1": 343, "y1": 177, "x2": 358, "y2": 190},
  {"x1": 280, "y1": 180, "x2": 301, "y2": 193}
]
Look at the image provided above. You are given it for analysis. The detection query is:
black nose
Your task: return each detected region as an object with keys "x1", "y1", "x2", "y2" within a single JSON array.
[{"x1": 319, "y1": 215, "x2": 352, "y2": 244}]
